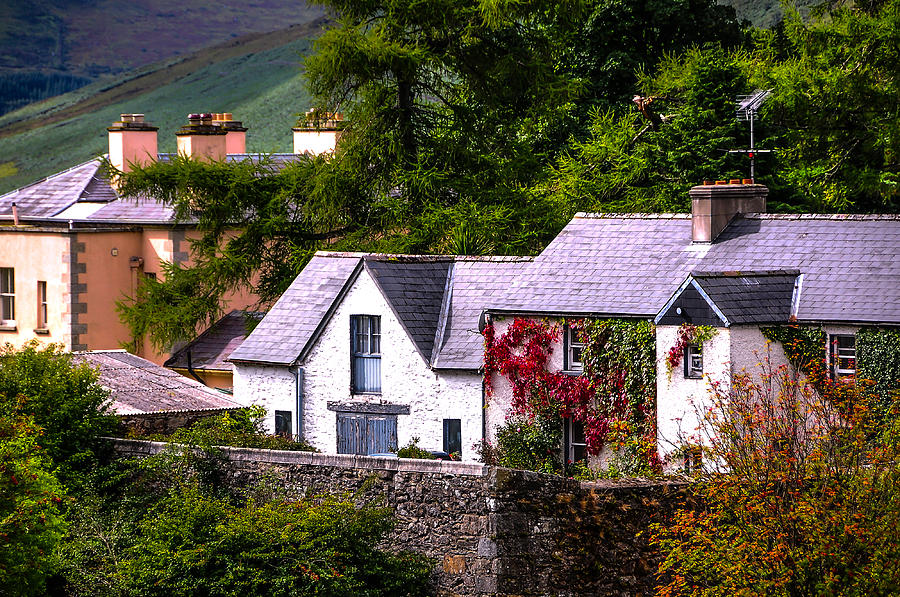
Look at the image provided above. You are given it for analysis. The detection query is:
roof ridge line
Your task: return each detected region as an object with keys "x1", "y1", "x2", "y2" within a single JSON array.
[{"x1": 0, "y1": 156, "x2": 102, "y2": 199}]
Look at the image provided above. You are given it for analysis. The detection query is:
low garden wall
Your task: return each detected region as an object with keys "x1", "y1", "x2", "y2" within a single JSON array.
[{"x1": 109, "y1": 439, "x2": 692, "y2": 596}]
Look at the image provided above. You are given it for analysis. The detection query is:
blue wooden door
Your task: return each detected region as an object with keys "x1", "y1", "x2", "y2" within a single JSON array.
[{"x1": 337, "y1": 413, "x2": 397, "y2": 455}]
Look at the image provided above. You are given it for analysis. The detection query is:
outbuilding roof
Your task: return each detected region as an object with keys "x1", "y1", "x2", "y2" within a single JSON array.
[
  {"x1": 491, "y1": 213, "x2": 900, "y2": 325},
  {"x1": 165, "y1": 310, "x2": 264, "y2": 372},
  {"x1": 73, "y1": 350, "x2": 243, "y2": 415},
  {"x1": 229, "y1": 252, "x2": 531, "y2": 369}
]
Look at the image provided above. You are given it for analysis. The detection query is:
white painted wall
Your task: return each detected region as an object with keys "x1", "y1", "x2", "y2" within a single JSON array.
[
  {"x1": 235, "y1": 268, "x2": 483, "y2": 460},
  {"x1": 655, "y1": 325, "x2": 731, "y2": 466},
  {"x1": 232, "y1": 363, "x2": 295, "y2": 433}
]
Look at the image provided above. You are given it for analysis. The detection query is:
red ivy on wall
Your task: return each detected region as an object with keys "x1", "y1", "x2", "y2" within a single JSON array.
[{"x1": 483, "y1": 317, "x2": 644, "y2": 455}]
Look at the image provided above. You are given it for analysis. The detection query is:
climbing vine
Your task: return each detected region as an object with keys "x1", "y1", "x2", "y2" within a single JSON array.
[
  {"x1": 664, "y1": 323, "x2": 718, "y2": 375},
  {"x1": 762, "y1": 324, "x2": 866, "y2": 415},
  {"x1": 483, "y1": 317, "x2": 657, "y2": 467}
]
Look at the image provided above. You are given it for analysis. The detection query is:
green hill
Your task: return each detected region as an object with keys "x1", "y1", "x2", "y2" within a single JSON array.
[{"x1": 0, "y1": 22, "x2": 324, "y2": 195}]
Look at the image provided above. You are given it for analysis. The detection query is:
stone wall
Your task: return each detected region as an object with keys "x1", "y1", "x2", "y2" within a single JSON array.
[
  {"x1": 109, "y1": 439, "x2": 692, "y2": 596},
  {"x1": 116, "y1": 408, "x2": 242, "y2": 436}
]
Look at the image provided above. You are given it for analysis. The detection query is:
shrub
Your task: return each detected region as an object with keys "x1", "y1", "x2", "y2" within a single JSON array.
[
  {"x1": 651, "y1": 349, "x2": 900, "y2": 596},
  {"x1": 396, "y1": 437, "x2": 434, "y2": 459},
  {"x1": 120, "y1": 484, "x2": 433, "y2": 597},
  {"x1": 0, "y1": 414, "x2": 67, "y2": 595},
  {"x1": 0, "y1": 341, "x2": 118, "y2": 488}
]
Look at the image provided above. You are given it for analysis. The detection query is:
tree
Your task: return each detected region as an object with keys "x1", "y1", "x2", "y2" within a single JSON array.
[
  {"x1": 651, "y1": 347, "x2": 900, "y2": 596},
  {"x1": 0, "y1": 414, "x2": 68, "y2": 595},
  {"x1": 0, "y1": 341, "x2": 118, "y2": 487},
  {"x1": 544, "y1": 0, "x2": 900, "y2": 215}
]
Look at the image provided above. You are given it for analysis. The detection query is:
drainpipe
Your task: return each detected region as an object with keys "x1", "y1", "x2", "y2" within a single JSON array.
[
  {"x1": 291, "y1": 365, "x2": 304, "y2": 440},
  {"x1": 186, "y1": 350, "x2": 205, "y2": 385}
]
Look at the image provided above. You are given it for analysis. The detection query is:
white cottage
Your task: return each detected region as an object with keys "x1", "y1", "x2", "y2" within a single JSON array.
[
  {"x1": 229, "y1": 252, "x2": 530, "y2": 460},
  {"x1": 483, "y1": 182, "x2": 900, "y2": 469}
]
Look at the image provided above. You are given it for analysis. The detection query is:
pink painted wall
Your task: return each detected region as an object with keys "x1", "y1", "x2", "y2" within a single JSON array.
[{"x1": 0, "y1": 230, "x2": 71, "y2": 348}]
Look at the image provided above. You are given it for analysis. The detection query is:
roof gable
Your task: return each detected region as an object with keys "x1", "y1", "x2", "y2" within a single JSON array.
[
  {"x1": 365, "y1": 257, "x2": 451, "y2": 363},
  {"x1": 656, "y1": 271, "x2": 800, "y2": 327},
  {"x1": 229, "y1": 254, "x2": 362, "y2": 365}
]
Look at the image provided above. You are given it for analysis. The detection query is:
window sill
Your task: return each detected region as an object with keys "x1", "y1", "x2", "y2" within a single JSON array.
[
  {"x1": 33, "y1": 328, "x2": 50, "y2": 335},
  {"x1": 350, "y1": 391, "x2": 383, "y2": 397},
  {"x1": 562, "y1": 369, "x2": 583, "y2": 376},
  {"x1": 0, "y1": 324, "x2": 16, "y2": 332}
]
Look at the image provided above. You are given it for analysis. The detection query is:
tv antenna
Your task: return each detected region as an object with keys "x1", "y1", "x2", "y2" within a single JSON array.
[{"x1": 729, "y1": 89, "x2": 773, "y2": 182}]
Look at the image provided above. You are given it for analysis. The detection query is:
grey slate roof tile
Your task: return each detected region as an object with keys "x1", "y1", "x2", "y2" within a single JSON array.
[
  {"x1": 491, "y1": 213, "x2": 900, "y2": 325},
  {"x1": 232, "y1": 253, "x2": 532, "y2": 369},
  {"x1": 73, "y1": 350, "x2": 242, "y2": 415},
  {"x1": 166, "y1": 310, "x2": 264, "y2": 372},
  {"x1": 229, "y1": 254, "x2": 362, "y2": 365}
]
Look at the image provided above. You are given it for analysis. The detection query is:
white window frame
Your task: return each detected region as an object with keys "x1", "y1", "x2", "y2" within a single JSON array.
[
  {"x1": 564, "y1": 324, "x2": 584, "y2": 372},
  {"x1": 684, "y1": 344, "x2": 703, "y2": 379},
  {"x1": 564, "y1": 418, "x2": 587, "y2": 465},
  {"x1": 36, "y1": 280, "x2": 48, "y2": 330},
  {"x1": 829, "y1": 334, "x2": 856, "y2": 380},
  {"x1": 0, "y1": 268, "x2": 14, "y2": 326}
]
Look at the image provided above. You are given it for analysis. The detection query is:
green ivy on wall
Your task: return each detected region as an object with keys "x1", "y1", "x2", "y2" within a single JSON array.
[{"x1": 857, "y1": 328, "x2": 900, "y2": 422}]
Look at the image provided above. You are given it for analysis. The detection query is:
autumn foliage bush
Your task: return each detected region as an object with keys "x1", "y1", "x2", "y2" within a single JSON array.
[{"x1": 651, "y1": 343, "x2": 900, "y2": 596}]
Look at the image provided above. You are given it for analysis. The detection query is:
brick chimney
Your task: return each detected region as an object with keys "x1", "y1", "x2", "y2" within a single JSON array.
[
  {"x1": 212, "y1": 112, "x2": 248, "y2": 154},
  {"x1": 691, "y1": 180, "x2": 767, "y2": 243},
  {"x1": 176, "y1": 113, "x2": 227, "y2": 162},
  {"x1": 107, "y1": 113, "x2": 158, "y2": 173},
  {"x1": 292, "y1": 109, "x2": 344, "y2": 155}
]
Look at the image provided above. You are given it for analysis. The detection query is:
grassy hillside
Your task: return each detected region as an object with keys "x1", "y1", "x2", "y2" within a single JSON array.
[
  {"x1": 0, "y1": 0, "x2": 323, "y2": 74},
  {"x1": 0, "y1": 23, "x2": 323, "y2": 195}
]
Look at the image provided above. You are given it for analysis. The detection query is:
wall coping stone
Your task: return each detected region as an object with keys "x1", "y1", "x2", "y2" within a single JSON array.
[{"x1": 105, "y1": 438, "x2": 490, "y2": 477}]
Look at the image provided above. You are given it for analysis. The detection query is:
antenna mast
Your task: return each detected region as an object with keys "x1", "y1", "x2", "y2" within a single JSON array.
[{"x1": 730, "y1": 89, "x2": 772, "y2": 182}]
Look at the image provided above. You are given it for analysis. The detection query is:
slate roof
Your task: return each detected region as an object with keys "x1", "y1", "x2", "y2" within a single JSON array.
[
  {"x1": 230, "y1": 252, "x2": 532, "y2": 369},
  {"x1": 693, "y1": 271, "x2": 799, "y2": 325},
  {"x1": 0, "y1": 153, "x2": 302, "y2": 225},
  {"x1": 73, "y1": 350, "x2": 243, "y2": 415},
  {"x1": 491, "y1": 213, "x2": 900, "y2": 325},
  {"x1": 367, "y1": 259, "x2": 451, "y2": 361},
  {"x1": 165, "y1": 310, "x2": 264, "y2": 372},
  {"x1": 657, "y1": 271, "x2": 800, "y2": 327}
]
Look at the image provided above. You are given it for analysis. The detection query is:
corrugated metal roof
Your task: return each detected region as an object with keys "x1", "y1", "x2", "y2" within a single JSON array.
[{"x1": 73, "y1": 350, "x2": 243, "y2": 415}]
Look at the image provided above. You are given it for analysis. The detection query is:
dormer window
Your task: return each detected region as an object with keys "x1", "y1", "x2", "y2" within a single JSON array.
[
  {"x1": 684, "y1": 344, "x2": 703, "y2": 379},
  {"x1": 829, "y1": 334, "x2": 856, "y2": 380},
  {"x1": 564, "y1": 324, "x2": 583, "y2": 372}
]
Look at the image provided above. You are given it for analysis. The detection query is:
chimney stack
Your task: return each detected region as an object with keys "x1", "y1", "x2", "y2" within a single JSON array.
[
  {"x1": 691, "y1": 180, "x2": 767, "y2": 243},
  {"x1": 293, "y1": 109, "x2": 344, "y2": 155},
  {"x1": 176, "y1": 113, "x2": 227, "y2": 162},
  {"x1": 212, "y1": 112, "x2": 248, "y2": 154},
  {"x1": 108, "y1": 113, "x2": 158, "y2": 174}
]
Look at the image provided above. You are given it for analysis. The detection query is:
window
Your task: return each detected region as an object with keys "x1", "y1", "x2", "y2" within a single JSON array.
[
  {"x1": 0, "y1": 268, "x2": 14, "y2": 325},
  {"x1": 443, "y1": 419, "x2": 461, "y2": 457},
  {"x1": 564, "y1": 418, "x2": 587, "y2": 465},
  {"x1": 274, "y1": 410, "x2": 293, "y2": 437},
  {"x1": 683, "y1": 446, "x2": 703, "y2": 474},
  {"x1": 36, "y1": 281, "x2": 48, "y2": 329},
  {"x1": 564, "y1": 324, "x2": 584, "y2": 372},
  {"x1": 684, "y1": 344, "x2": 703, "y2": 379},
  {"x1": 351, "y1": 315, "x2": 381, "y2": 393},
  {"x1": 830, "y1": 334, "x2": 856, "y2": 380}
]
